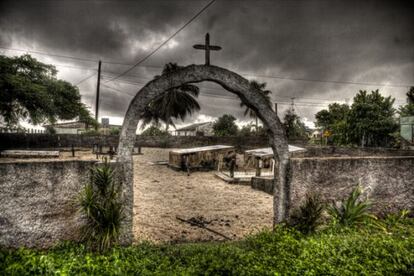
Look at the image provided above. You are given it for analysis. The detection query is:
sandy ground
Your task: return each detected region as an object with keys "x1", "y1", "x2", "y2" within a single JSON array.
[
  {"x1": 0, "y1": 147, "x2": 274, "y2": 243},
  {"x1": 133, "y1": 148, "x2": 273, "y2": 243}
]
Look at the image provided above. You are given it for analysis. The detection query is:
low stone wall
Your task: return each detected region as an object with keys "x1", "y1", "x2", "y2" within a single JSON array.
[
  {"x1": 0, "y1": 160, "x2": 132, "y2": 248},
  {"x1": 251, "y1": 176, "x2": 274, "y2": 194},
  {"x1": 304, "y1": 146, "x2": 414, "y2": 157},
  {"x1": 251, "y1": 156, "x2": 414, "y2": 215},
  {"x1": 0, "y1": 133, "x2": 269, "y2": 151}
]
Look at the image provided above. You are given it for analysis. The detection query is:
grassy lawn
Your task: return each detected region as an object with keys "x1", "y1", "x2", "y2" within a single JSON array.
[{"x1": 1, "y1": 219, "x2": 413, "y2": 275}]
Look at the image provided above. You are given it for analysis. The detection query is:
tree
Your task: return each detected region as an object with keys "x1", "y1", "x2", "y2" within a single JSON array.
[
  {"x1": 347, "y1": 90, "x2": 397, "y2": 147},
  {"x1": 282, "y1": 109, "x2": 308, "y2": 140},
  {"x1": 0, "y1": 54, "x2": 96, "y2": 128},
  {"x1": 315, "y1": 103, "x2": 350, "y2": 144},
  {"x1": 240, "y1": 80, "x2": 272, "y2": 133},
  {"x1": 141, "y1": 63, "x2": 200, "y2": 131},
  {"x1": 213, "y1": 114, "x2": 238, "y2": 136},
  {"x1": 398, "y1": 87, "x2": 414, "y2": 117},
  {"x1": 140, "y1": 124, "x2": 170, "y2": 136}
]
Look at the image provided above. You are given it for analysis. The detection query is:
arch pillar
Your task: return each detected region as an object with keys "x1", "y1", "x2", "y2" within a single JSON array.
[{"x1": 117, "y1": 65, "x2": 291, "y2": 243}]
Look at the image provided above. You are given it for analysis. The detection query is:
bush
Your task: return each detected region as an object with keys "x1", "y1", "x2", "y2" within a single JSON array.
[
  {"x1": 288, "y1": 193, "x2": 325, "y2": 234},
  {"x1": 328, "y1": 185, "x2": 378, "y2": 228},
  {"x1": 140, "y1": 125, "x2": 169, "y2": 136},
  {"x1": 78, "y1": 162, "x2": 124, "y2": 252}
]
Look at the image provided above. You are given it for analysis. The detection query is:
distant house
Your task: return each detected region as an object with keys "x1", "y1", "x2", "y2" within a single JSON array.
[
  {"x1": 309, "y1": 129, "x2": 322, "y2": 139},
  {"x1": 174, "y1": 122, "x2": 214, "y2": 136},
  {"x1": 43, "y1": 118, "x2": 121, "y2": 134}
]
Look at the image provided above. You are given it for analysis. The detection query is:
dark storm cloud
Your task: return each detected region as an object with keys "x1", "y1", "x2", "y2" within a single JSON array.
[{"x1": 1, "y1": 0, "x2": 413, "y2": 126}]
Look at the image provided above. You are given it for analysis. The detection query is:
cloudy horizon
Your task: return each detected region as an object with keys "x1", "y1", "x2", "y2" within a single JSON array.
[{"x1": 1, "y1": 0, "x2": 413, "y2": 131}]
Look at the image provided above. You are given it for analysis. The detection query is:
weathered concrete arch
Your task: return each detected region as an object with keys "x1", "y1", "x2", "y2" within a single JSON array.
[{"x1": 117, "y1": 64, "x2": 290, "y2": 244}]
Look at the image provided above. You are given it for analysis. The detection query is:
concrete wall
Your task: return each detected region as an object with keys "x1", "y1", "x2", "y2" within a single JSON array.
[
  {"x1": 290, "y1": 156, "x2": 414, "y2": 215},
  {"x1": 0, "y1": 133, "x2": 271, "y2": 151},
  {"x1": 0, "y1": 160, "x2": 132, "y2": 248},
  {"x1": 252, "y1": 156, "x2": 414, "y2": 216},
  {"x1": 304, "y1": 146, "x2": 414, "y2": 157}
]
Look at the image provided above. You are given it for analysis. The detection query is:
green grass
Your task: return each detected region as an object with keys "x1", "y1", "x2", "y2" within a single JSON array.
[{"x1": 1, "y1": 219, "x2": 413, "y2": 275}]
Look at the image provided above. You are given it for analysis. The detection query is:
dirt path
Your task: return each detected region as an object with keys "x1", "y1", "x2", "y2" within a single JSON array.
[{"x1": 133, "y1": 148, "x2": 273, "y2": 243}]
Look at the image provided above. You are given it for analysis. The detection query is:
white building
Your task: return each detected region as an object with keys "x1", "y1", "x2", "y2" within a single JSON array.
[{"x1": 174, "y1": 122, "x2": 214, "y2": 136}]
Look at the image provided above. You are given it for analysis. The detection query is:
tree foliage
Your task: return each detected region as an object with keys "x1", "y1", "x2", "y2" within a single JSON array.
[
  {"x1": 398, "y1": 87, "x2": 414, "y2": 117},
  {"x1": 240, "y1": 80, "x2": 272, "y2": 132},
  {"x1": 0, "y1": 54, "x2": 95, "y2": 127},
  {"x1": 315, "y1": 103, "x2": 350, "y2": 144},
  {"x1": 140, "y1": 124, "x2": 170, "y2": 137},
  {"x1": 282, "y1": 109, "x2": 308, "y2": 140},
  {"x1": 315, "y1": 90, "x2": 398, "y2": 147},
  {"x1": 141, "y1": 63, "x2": 200, "y2": 131},
  {"x1": 213, "y1": 114, "x2": 238, "y2": 136},
  {"x1": 347, "y1": 90, "x2": 397, "y2": 147}
]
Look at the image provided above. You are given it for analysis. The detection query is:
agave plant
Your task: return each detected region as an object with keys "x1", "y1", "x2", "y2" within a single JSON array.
[
  {"x1": 79, "y1": 161, "x2": 124, "y2": 251},
  {"x1": 328, "y1": 185, "x2": 377, "y2": 227},
  {"x1": 288, "y1": 193, "x2": 325, "y2": 234}
]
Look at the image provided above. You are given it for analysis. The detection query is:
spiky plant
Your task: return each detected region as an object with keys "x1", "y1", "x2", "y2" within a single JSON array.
[
  {"x1": 289, "y1": 193, "x2": 325, "y2": 234},
  {"x1": 79, "y1": 162, "x2": 124, "y2": 252},
  {"x1": 328, "y1": 185, "x2": 377, "y2": 227}
]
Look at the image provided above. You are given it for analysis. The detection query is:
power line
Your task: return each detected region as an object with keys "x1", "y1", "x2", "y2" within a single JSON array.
[
  {"x1": 241, "y1": 72, "x2": 413, "y2": 88},
  {"x1": 104, "y1": 0, "x2": 216, "y2": 83},
  {"x1": 3, "y1": 45, "x2": 412, "y2": 89},
  {"x1": 75, "y1": 72, "x2": 97, "y2": 86},
  {"x1": 0, "y1": 46, "x2": 99, "y2": 63},
  {"x1": 101, "y1": 83, "x2": 136, "y2": 97},
  {"x1": 0, "y1": 46, "x2": 164, "y2": 68}
]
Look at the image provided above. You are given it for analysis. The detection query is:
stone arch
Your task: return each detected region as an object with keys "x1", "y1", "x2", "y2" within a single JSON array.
[{"x1": 117, "y1": 64, "x2": 290, "y2": 243}]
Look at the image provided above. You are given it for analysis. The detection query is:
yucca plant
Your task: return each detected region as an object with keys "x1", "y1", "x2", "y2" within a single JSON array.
[
  {"x1": 288, "y1": 193, "x2": 325, "y2": 234},
  {"x1": 328, "y1": 185, "x2": 378, "y2": 227},
  {"x1": 78, "y1": 162, "x2": 124, "y2": 252}
]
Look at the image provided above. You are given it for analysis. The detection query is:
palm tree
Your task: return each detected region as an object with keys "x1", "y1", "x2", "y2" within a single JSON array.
[
  {"x1": 140, "y1": 63, "x2": 200, "y2": 132},
  {"x1": 240, "y1": 80, "x2": 272, "y2": 133}
]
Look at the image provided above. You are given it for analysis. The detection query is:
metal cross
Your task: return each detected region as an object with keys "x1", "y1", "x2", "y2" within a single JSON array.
[{"x1": 193, "y1": 33, "x2": 221, "y2": 65}]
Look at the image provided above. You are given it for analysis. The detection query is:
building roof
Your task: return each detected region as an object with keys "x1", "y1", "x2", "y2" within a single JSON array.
[{"x1": 176, "y1": 122, "x2": 212, "y2": 132}]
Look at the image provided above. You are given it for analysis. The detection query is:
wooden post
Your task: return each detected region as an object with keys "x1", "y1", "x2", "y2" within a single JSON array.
[
  {"x1": 255, "y1": 157, "x2": 262, "y2": 177},
  {"x1": 71, "y1": 144, "x2": 75, "y2": 157}
]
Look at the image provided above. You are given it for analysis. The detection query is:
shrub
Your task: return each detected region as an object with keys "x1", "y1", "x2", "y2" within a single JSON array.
[
  {"x1": 78, "y1": 162, "x2": 124, "y2": 252},
  {"x1": 328, "y1": 185, "x2": 378, "y2": 227},
  {"x1": 288, "y1": 193, "x2": 325, "y2": 234}
]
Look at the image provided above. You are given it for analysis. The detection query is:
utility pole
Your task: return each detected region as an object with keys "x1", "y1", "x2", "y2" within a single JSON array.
[
  {"x1": 274, "y1": 102, "x2": 278, "y2": 114},
  {"x1": 95, "y1": 60, "x2": 102, "y2": 129},
  {"x1": 290, "y1": 97, "x2": 295, "y2": 112}
]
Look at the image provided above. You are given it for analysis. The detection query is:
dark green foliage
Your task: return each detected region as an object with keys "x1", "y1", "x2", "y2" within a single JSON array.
[
  {"x1": 213, "y1": 114, "x2": 239, "y2": 136},
  {"x1": 141, "y1": 63, "x2": 200, "y2": 131},
  {"x1": 398, "y1": 87, "x2": 414, "y2": 117},
  {"x1": 78, "y1": 163, "x2": 124, "y2": 252},
  {"x1": 328, "y1": 185, "x2": 378, "y2": 227},
  {"x1": 0, "y1": 54, "x2": 96, "y2": 127},
  {"x1": 140, "y1": 124, "x2": 170, "y2": 136},
  {"x1": 108, "y1": 127, "x2": 120, "y2": 135},
  {"x1": 238, "y1": 123, "x2": 267, "y2": 137},
  {"x1": 315, "y1": 103, "x2": 350, "y2": 144},
  {"x1": 347, "y1": 90, "x2": 397, "y2": 147},
  {"x1": 283, "y1": 109, "x2": 308, "y2": 140},
  {"x1": 1, "y1": 221, "x2": 413, "y2": 275},
  {"x1": 289, "y1": 194, "x2": 325, "y2": 234},
  {"x1": 315, "y1": 90, "x2": 398, "y2": 147}
]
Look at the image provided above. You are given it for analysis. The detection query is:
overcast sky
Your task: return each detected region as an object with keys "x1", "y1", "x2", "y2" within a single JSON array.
[{"x1": 1, "y1": 0, "x2": 413, "y2": 129}]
